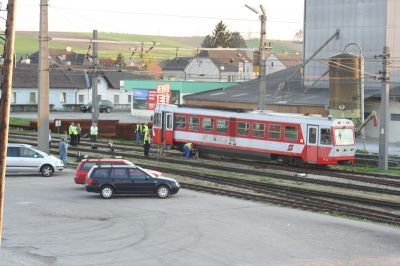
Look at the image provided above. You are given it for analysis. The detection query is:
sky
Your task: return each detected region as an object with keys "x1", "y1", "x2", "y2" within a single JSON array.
[{"x1": 8, "y1": 0, "x2": 304, "y2": 40}]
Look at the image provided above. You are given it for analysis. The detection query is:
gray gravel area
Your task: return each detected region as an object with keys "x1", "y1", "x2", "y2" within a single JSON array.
[{"x1": 1, "y1": 169, "x2": 400, "y2": 266}]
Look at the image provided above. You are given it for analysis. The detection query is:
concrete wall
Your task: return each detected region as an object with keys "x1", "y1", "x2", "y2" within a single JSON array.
[
  {"x1": 304, "y1": 0, "x2": 400, "y2": 89},
  {"x1": 365, "y1": 99, "x2": 400, "y2": 143}
]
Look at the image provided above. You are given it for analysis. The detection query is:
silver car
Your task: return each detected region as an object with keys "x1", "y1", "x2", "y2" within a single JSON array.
[{"x1": 6, "y1": 143, "x2": 64, "y2": 177}]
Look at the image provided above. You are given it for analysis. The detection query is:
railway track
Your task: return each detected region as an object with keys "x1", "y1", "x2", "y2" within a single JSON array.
[
  {"x1": 9, "y1": 132, "x2": 400, "y2": 194},
  {"x1": 13, "y1": 132, "x2": 398, "y2": 226},
  {"x1": 181, "y1": 183, "x2": 400, "y2": 226}
]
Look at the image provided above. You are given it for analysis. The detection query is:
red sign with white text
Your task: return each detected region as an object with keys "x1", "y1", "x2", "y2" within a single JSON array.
[{"x1": 147, "y1": 90, "x2": 157, "y2": 110}]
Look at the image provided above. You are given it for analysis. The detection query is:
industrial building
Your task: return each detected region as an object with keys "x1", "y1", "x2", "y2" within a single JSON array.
[{"x1": 184, "y1": 0, "x2": 400, "y2": 144}]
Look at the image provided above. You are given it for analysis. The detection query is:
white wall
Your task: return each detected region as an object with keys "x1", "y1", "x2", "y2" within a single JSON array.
[
  {"x1": 364, "y1": 99, "x2": 400, "y2": 143},
  {"x1": 76, "y1": 76, "x2": 131, "y2": 104},
  {"x1": 265, "y1": 55, "x2": 287, "y2": 75}
]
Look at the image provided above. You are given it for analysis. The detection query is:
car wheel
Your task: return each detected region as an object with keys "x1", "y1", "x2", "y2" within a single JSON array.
[
  {"x1": 100, "y1": 185, "x2": 114, "y2": 199},
  {"x1": 156, "y1": 185, "x2": 170, "y2": 199},
  {"x1": 106, "y1": 107, "x2": 111, "y2": 113},
  {"x1": 41, "y1": 164, "x2": 54, "y2": 177}
]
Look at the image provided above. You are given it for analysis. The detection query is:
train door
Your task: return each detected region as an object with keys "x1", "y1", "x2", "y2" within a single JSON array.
[
  {"x1": 228, "y1": 117, "x2": 236, "y2": 146},
  {"x1": 162, "y1": 112, "x2": 174, "y2": 145},
  {"x1": 306, "y1": 125, "x2": 319, "y2": 163}
]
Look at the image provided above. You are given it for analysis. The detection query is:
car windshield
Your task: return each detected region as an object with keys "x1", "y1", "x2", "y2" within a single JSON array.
[{"x1": 334, "y1": 128, "x2": 354, "y2": 145}]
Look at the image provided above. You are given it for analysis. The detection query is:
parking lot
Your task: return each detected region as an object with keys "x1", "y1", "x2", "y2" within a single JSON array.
[{"x1": 1, "y1": 169, "x2": 400, "y2": 266}]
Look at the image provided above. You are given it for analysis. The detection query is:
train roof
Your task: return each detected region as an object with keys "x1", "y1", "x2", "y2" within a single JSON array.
[{"x1": 155, "y1": 104, "x2": 354, "y2": 127}]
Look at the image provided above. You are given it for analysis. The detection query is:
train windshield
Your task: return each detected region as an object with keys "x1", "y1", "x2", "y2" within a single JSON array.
[{"x1": 334, "y1": 128, "x2": 354, "y2": 145}]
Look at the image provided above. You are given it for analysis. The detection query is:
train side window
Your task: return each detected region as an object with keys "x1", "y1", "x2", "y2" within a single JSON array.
[
  {"x1": 216, "y1": 119, "x2": 229, "y2": 134},
  {"x1": 252, "y1": 122, "x2": 265, "y2": 138},
  {"x1": 284, "y1": 126, "x2": 298, "y2": 141},
  {"x1": 320, "y1": 128, "x2": 332, "y2": 145},
  {"x1": 188, "y1": 116, "x2": 200, "y2": 131},
  {"x1": 308, "y1": 128, "x2": 317, "y2": 144},
  {"x1": 175, "y1": 115, "x2": 186, "y2": 129},
  {"x1": 268, "y1": 124, "x2": 281, "y2": 140},
  {"x1": 202, "y1": 118, "x2": 214, "y2": 132},
  {"x1": 154, "y1": 112, "x2": 162, "y2": 127},
  {"x1": 237, "y1": 121, "x2": 250, "y2": 136}
]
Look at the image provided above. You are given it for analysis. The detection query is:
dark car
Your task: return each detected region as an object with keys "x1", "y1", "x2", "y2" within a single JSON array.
[
  {"x1": 81, "y1": 100, "x2": 113, "y2": 113},
  {"x1": 85, "y1": 165, "x2": 180, "y2": 199}
]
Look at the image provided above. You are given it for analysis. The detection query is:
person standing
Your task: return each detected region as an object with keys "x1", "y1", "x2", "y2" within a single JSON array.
[
  {"x1": 143, "y1": 129, "x2": 151, "y2": 157},
  {"x1": 59, "y1": 138, "x2": 68, "y2": 167},
  {"x1": 71, "y1": 123, "x2": 78, "y2": 146},
  {"x1": 76, "y1": 123, "x2": 82, "y2": 145},
  {"x1": 135, "y1": 123, "x2": 143, "y2": 145},
  {"x1": 90, "y1": 122, "x2": 98, "y2": 149},
  {"x1": 68, "y1": 122, "x2": 75, "y2": 146}
]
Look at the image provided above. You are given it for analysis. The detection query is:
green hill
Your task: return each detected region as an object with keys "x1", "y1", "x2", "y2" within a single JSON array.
[{"x1": 11, "y1": 31, "x2": 302, "y2": 61}]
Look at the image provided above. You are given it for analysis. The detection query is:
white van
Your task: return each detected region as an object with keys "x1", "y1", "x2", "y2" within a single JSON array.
[{"x1": 6, "y1": 143, "x2": 64, "y2": 177}]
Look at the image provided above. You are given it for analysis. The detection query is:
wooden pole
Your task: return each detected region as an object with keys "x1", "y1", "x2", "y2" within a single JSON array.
[{"x1": 0, "y1": 0, "x2": 17, "y2": 247}]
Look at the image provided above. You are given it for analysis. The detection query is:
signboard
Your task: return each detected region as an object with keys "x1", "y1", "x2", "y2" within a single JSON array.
[
  {"x1": 156, "y1": 84, "x2": 172, "y2": 105},
  {"x1": 54, "y1": 119, "x2": 61, "y2": 127},
  {"x1": 147, "y1": 90, "x2": 157, "y2": 110}
]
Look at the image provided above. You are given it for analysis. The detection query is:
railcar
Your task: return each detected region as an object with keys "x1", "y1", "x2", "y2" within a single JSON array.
[{"x1": 152, "y1": 104, "x2": 356, "y2": 165}]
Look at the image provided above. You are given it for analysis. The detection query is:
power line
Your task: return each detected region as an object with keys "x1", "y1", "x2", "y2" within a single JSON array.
[{"x1": 48, "y1": 5, "x2": 302, "y2": 24}]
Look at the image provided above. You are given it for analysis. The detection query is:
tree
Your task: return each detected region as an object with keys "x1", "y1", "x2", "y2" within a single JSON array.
[
  {"x1": 294, "y1": 29, "x2": 303, "y2": 43},
  {"x1": 116, "y1": 52, "x2": 126, "y2": 67},
  {"x1": 228, "y1": 32, "x2": 247, "y2": 48},
  {"x1": 201, "y1": 21, "x2": 246, "y2": 48}
]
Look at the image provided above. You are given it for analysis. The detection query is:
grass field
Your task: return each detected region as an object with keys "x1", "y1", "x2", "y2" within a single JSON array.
[
  {"x1": 12, "y1": 31, "x2": 302, "y2": 61},
  {"x1": 9, "y1": 117, "x2": 31, "y2": 126}
]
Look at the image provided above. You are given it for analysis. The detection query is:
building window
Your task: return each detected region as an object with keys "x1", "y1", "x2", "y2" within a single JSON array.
[
  {"x1": 391, "y1": 114, "x2": 400, "y2": 121},
  {"x1": 237, "y1": 121, "x2": 250, "y2": 136},
  {"x1": 216, "y1": 119, "x2": 229, "y2": 134},
  {"x1": 29, "y1": 92, "x2": 36, "y2": 104},
  {"x1": 228, "y1": 75, "x2": 234, "y2": 82},
  {"x1": 252, "y1": 122, "x2": 265, "y2": 138},
  {"x1": 128, "y1": 95, "x2": 132, "y2": 103},
  {"x1": 97, "y1": 95, "x2": 101, "y2": 101},
  {"x1": 202, "y1": 117, "x2": 214, "y2": 132},
  {"x1": 175, "y1": 115, "x2": 186, "y2": 129},
  {"x1": 284, "y1": 126, "x2": 298, "y2": 141},
  {"x1": 268, "y1": 124, "x2": 281, "y2": 140},
  {"x1": 188, "y1": 116, "x2": 200, "y2": 131},
  {"x1": 79, "y1": 95, "x2": 84, "y2": 103},
  {"x1": 11, "y1": 92, "x2": 16, "y2": 104},
  {"x1": 320, "y1": 128, "x2": 332, "y2": 145},
  {"x1": 271, "y1": 62, "x2": 274, "y2": 67},
  {"x1": 114, "y1": 95, "x2": 119, "y2": 104},
  {"x1": 59, "y1": 92, "x2": 67, "y2": 103}
]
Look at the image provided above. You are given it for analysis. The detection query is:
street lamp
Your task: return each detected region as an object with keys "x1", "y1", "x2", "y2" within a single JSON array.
[
  {"x1": 245, "y1": 4, "x2": 267, "y2": 110},
  {"x1": 219, "y1": 65, "x2": 225, "y2": 81}
]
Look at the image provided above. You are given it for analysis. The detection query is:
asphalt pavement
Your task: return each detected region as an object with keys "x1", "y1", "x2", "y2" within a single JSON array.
[{"x1": 1, "y1": 169, "x2": 400, "y2": 266}]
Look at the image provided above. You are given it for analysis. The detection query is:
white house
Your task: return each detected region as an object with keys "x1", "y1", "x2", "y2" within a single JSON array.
[{"x1": 163, "y1": 50, "x2": 253, "y2": 82}]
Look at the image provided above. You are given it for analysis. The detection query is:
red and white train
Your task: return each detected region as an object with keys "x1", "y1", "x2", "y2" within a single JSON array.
[{"x1": 152, "y1": 104, "x2": 356, "y2": 165}]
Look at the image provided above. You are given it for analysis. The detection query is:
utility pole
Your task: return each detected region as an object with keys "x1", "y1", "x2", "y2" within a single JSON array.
[
  {"x1": 378, "y1": 46, "x2": 390, "y2": 171},
  {"x1": 91, "y1": 30, "x2": 99, "y2": 124},
  {"x1": 38, "y1": 0, "x2": 49, "y2": 153},
  {"x1": 258, "y1": 7, "x2": 267, "y2": 110},
  {"x1": 245, "y1": 4, "x2": 267, "y2": 110},
  {"x1": 0, "y1": 0, "x2": 17, "y2": 247}
]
